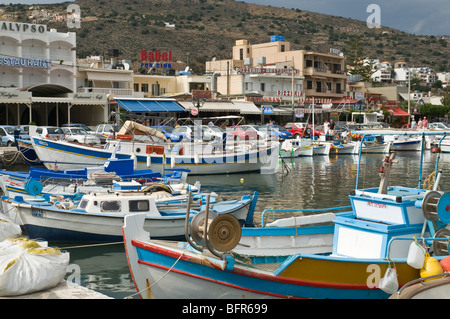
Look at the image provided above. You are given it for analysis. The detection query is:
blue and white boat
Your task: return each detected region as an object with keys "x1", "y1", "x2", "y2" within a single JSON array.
[
  {"x1": 122, "y1": 131, "x2": 450, "y2": 299},
  {"x1": 29, "y1": 121, "x2": 278, "y2": 175},
  {"x1": 7, "y1": 190, "x2": 258, "y2": 242}
]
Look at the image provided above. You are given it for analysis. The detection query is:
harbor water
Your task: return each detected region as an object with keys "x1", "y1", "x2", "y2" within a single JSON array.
[{"x1": 5, "y1": 150, "x2": 450, "y2": 299}]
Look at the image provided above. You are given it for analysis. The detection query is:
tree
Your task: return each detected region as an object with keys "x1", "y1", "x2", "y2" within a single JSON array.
[
  {"x1": 346, "y1": 37, "x2": 376, "y2": 82},
  {"x1": 442, "y1": 92, "x2": 450, "y2": 107},
  {"x1": 419, "y1": 103, "x2": 450, "y2": 119}
]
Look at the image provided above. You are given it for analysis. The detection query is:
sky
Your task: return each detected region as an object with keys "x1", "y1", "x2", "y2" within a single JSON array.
[{"x1": 1, "y1": 0, "x2": 449, "y2": 36}]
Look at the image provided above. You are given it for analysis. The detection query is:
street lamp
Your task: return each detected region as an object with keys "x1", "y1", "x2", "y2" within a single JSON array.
[{"x1": 191, "y1": 97, "x2": 205, "y2": 117}]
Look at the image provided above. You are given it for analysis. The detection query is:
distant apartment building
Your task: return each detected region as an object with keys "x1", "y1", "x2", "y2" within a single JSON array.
[{"x1": 205, "y1": 37, "x2": 347, "y2": 108}]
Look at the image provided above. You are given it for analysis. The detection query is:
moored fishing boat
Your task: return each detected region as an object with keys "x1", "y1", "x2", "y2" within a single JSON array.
[
  {"x1": 122, "y1": 132, "x2": 450, "y2": 299},
  {"x1": 30, "y1": 121, "x2": 279, "y2": 175},
  {"x1": 7, "y1": 190, "x2": 258, "y2": 242}
]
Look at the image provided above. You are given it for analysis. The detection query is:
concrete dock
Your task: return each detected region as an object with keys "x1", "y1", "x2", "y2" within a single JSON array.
[{"x1": 0, "y1": 280, "x2": 113, "y2": 299}]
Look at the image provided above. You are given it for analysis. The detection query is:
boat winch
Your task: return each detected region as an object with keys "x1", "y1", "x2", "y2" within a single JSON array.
[
  {"x1": 416, "y1": 191, "x2": 450, "y2": 224},
  {"x1": 184, "y1": 192, "x2": 241, "y2": 268},
  {"x1": 416, "y1": 191, "x2": 450, "y2": 256}
]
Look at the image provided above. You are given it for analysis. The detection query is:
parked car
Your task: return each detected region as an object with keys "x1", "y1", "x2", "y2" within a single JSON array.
[
  {"x1": 428, "y1": 122, "x2": 450, "y2": 130},
  {"x1": 94, "y1": 123, "x2": 122, "y2": 143},
  {"x1": 202, "y1": 125, "x2": 231, "y2": 141},
  {"x1": 284, "y1": 122, "x2": 322, "y2": 138},
  {"x1": 150, "y1": 126, "x2": 178, "y2": 142},
  {"x1": 0, "y1": 125, "x2": 21, "y2": 146},
  {"x1": 171, "y1": 125, "x2": 230, "y2": 142},
  {"x1": 62, "y1": 123, "x2": 95, "y2": 135},
  {"x1": 258, "y1": 124, "x2": 293, "y2": 140},
  {"x1": 35, "y1": 126, "x2": 65, "y2": 139},
  {"x1": 227, "y1": 125, "x2": 259, "y2": 141},
  {"x1": 171, "y1": 125, "x2": 195, "y2": 142},
  {"x1": 61, "y1": 127, "x2": 101, "y2": 144}
]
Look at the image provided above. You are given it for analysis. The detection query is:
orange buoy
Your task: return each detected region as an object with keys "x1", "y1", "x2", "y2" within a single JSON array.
[
  {"x1": 439, "y1": 256, "x2": 450, "y2": 272},
  {"x1": 431, "y1": 147, "x2": 441, "y2": 153}
]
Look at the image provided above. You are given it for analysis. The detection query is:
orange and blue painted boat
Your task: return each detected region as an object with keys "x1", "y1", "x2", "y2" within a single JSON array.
[{"x1": 123, "y1": 132, "x2": 450, "y2": 299}]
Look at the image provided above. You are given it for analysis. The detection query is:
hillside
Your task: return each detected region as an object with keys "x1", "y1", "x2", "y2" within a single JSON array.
[{"x1": 4, "y1": 0, "x2": 449, "y2": 74}]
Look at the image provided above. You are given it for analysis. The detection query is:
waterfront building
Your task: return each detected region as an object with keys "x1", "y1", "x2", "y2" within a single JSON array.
[{"x1": 0, "y1": 20, "x2": 107, "y2": 126}]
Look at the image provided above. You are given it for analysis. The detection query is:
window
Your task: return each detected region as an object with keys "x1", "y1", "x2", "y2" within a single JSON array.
[
  {"x1": 152, "y1": 83, "x2": 160, "y2": 96},
  {"x1": 245, "y1": 82, "x2": 253, "y2": 91},
  {"x1": 79, "y1": 199, "x2": 88, "y2": 209},
  {"x1": 141, "y1": 84, "x2": 148, "y2": 92},
  {"x1": 260, "y1": 83, "x2": 265, "y2": 92},
  {"x1": 100, "y1": 200, "x2": 121, "y2": 212},
  {"x1": 281, "y1": 45, "x2": 285, "y2": 52},
  {"x1": 129, "y1": 200, "x2": 149, "y2": 212},
  {"x1": 284, "y1": 123, "x2": 292, "y2": 129},
  {"x1": 306, "y1": 60, "x2": 313, "y2": 68},
  {"x1": 307, "y1": 81, "x2": 313, "y2": 90},
  {"x1": 316, "y1": 81, "x2": 322, "y2": 93},
  {"x1": 134, "y1": 83, "x2": 139, "y2": 92},
  {"x1": 240, "y1": 48, "x2": 243, "y2": 60}
]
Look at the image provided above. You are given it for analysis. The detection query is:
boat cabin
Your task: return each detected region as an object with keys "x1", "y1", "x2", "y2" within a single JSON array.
[
  {"x1": 332, "y1": 186, "x2": 432, "y2": 259},
  {"x1": 76, "y1": 192, "x2": 162, "y2": 217}
]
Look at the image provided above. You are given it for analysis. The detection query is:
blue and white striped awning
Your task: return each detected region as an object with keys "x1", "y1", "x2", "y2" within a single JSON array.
[{"x1": 114, "y1": 98, "x2": 185, "y2": 113}]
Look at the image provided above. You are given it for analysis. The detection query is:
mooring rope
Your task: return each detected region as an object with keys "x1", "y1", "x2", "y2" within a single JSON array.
[{"x1": 124, "y1": 251, "x2": 185, "y2": 299}]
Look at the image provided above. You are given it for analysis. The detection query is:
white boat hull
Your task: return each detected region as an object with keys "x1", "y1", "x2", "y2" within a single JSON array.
[
  {"x1": 17, "y1": 202, "x2": 188, "y2": 242},
  {"x1": 30, "y1": 137, "x2": 278, "y2": 175}
]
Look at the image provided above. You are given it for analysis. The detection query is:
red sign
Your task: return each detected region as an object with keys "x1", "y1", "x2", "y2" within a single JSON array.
[
  {"x1": 140, "y1": 50, "x2": 172, "y2": 62},
  {"x1": 191, "y1": 108, "x2": 198, "y2": 116}
]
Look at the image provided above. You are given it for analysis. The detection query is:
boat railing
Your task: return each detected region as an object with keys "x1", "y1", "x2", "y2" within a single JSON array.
[
  {"x1": 395, "y1": 272, "x2": 450, "y2": 296},
  {"x1": 259, "y1": 205, "x2": 352, "y2": 227},
  {"x1": 386, "y1": 236, "x2": 450, "y2": 261}
]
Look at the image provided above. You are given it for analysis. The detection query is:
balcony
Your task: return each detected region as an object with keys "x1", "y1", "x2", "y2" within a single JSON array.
[
  {"x1": 303, "y1": 67, "x2": 346, "y2": 78},
  {"x1": 78, "y1": 87, "x2": 137, "y2": 97}
]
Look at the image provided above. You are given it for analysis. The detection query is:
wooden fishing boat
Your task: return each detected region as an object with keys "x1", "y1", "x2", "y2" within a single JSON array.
[
  {"x1": 29, "y1": 121, "x2": 279, "y2": 175},
  {"x1": 122, "y1": 132, "x2": 450, "y2": 299},
  {"x1": 8, "y1": 190, "x2": 258, "y2": 242}
]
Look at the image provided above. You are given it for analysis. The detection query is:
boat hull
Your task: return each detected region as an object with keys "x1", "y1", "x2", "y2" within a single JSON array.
[
  {"x1": 17, "y1": 203, "x2": 188, "y2": 242},
  {"x1": 123, "y1": 214, "x2": 419, "y2": 299},
  {"x1": 31, "y1": 137, "x2": 277, "y2": 175}
]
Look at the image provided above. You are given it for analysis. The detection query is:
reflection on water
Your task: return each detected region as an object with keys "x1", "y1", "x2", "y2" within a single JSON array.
[{"x1": 26, "y1": 152, "x2": 450, "y2": 298}]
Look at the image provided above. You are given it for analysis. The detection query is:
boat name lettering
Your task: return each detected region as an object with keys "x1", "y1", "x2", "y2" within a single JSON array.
[
  {"x1": 31, "y1": 208, "x2": 44, "y2": 217},
  {"x1": 38, "y1": 141, "x2": 48, "y2": 147},
  {"x1": 367, "y1": 202, "x2": 387, "y2": 209}
]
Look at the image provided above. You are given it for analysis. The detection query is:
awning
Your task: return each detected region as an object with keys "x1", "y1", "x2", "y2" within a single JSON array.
[
  {"x1": 232, "y1": 101, "x2": 261, "y2": 114},
  {"x1": 387, "y1": 108, "x2": 410, "y2": 117},
  {"x1": 178, "y1": 101, "x2": 240, "y2": 112},
  {"x1": 114, "y1": 98, "x2": 185, "y2": 113}
]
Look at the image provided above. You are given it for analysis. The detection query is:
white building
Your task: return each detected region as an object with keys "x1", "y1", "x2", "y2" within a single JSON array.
[
  {"x1": 0, "y1": 20, "x2": 76, "y2": 91},
  {"x1": 0, "y1": 21, "x2": 108, "y2": 126}
]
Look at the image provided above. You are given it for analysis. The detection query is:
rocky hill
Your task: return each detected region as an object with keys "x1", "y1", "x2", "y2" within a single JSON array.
[{"x1": 4, "y1": 0, "x2": 449, "y2": 74}]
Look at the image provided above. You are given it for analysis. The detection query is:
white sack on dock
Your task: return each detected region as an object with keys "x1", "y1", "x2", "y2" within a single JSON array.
[
  {"x1": 0, "y1": 218, "x2": 21, "y2": 241},
  {"x1": 0, "y1": 239, "x2": 69, "y2": 296}
]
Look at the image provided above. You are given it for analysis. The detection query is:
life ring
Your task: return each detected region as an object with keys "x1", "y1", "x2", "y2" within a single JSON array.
[{"x1": 303, "y1": 127, "x2": 311, "y2": 137}]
